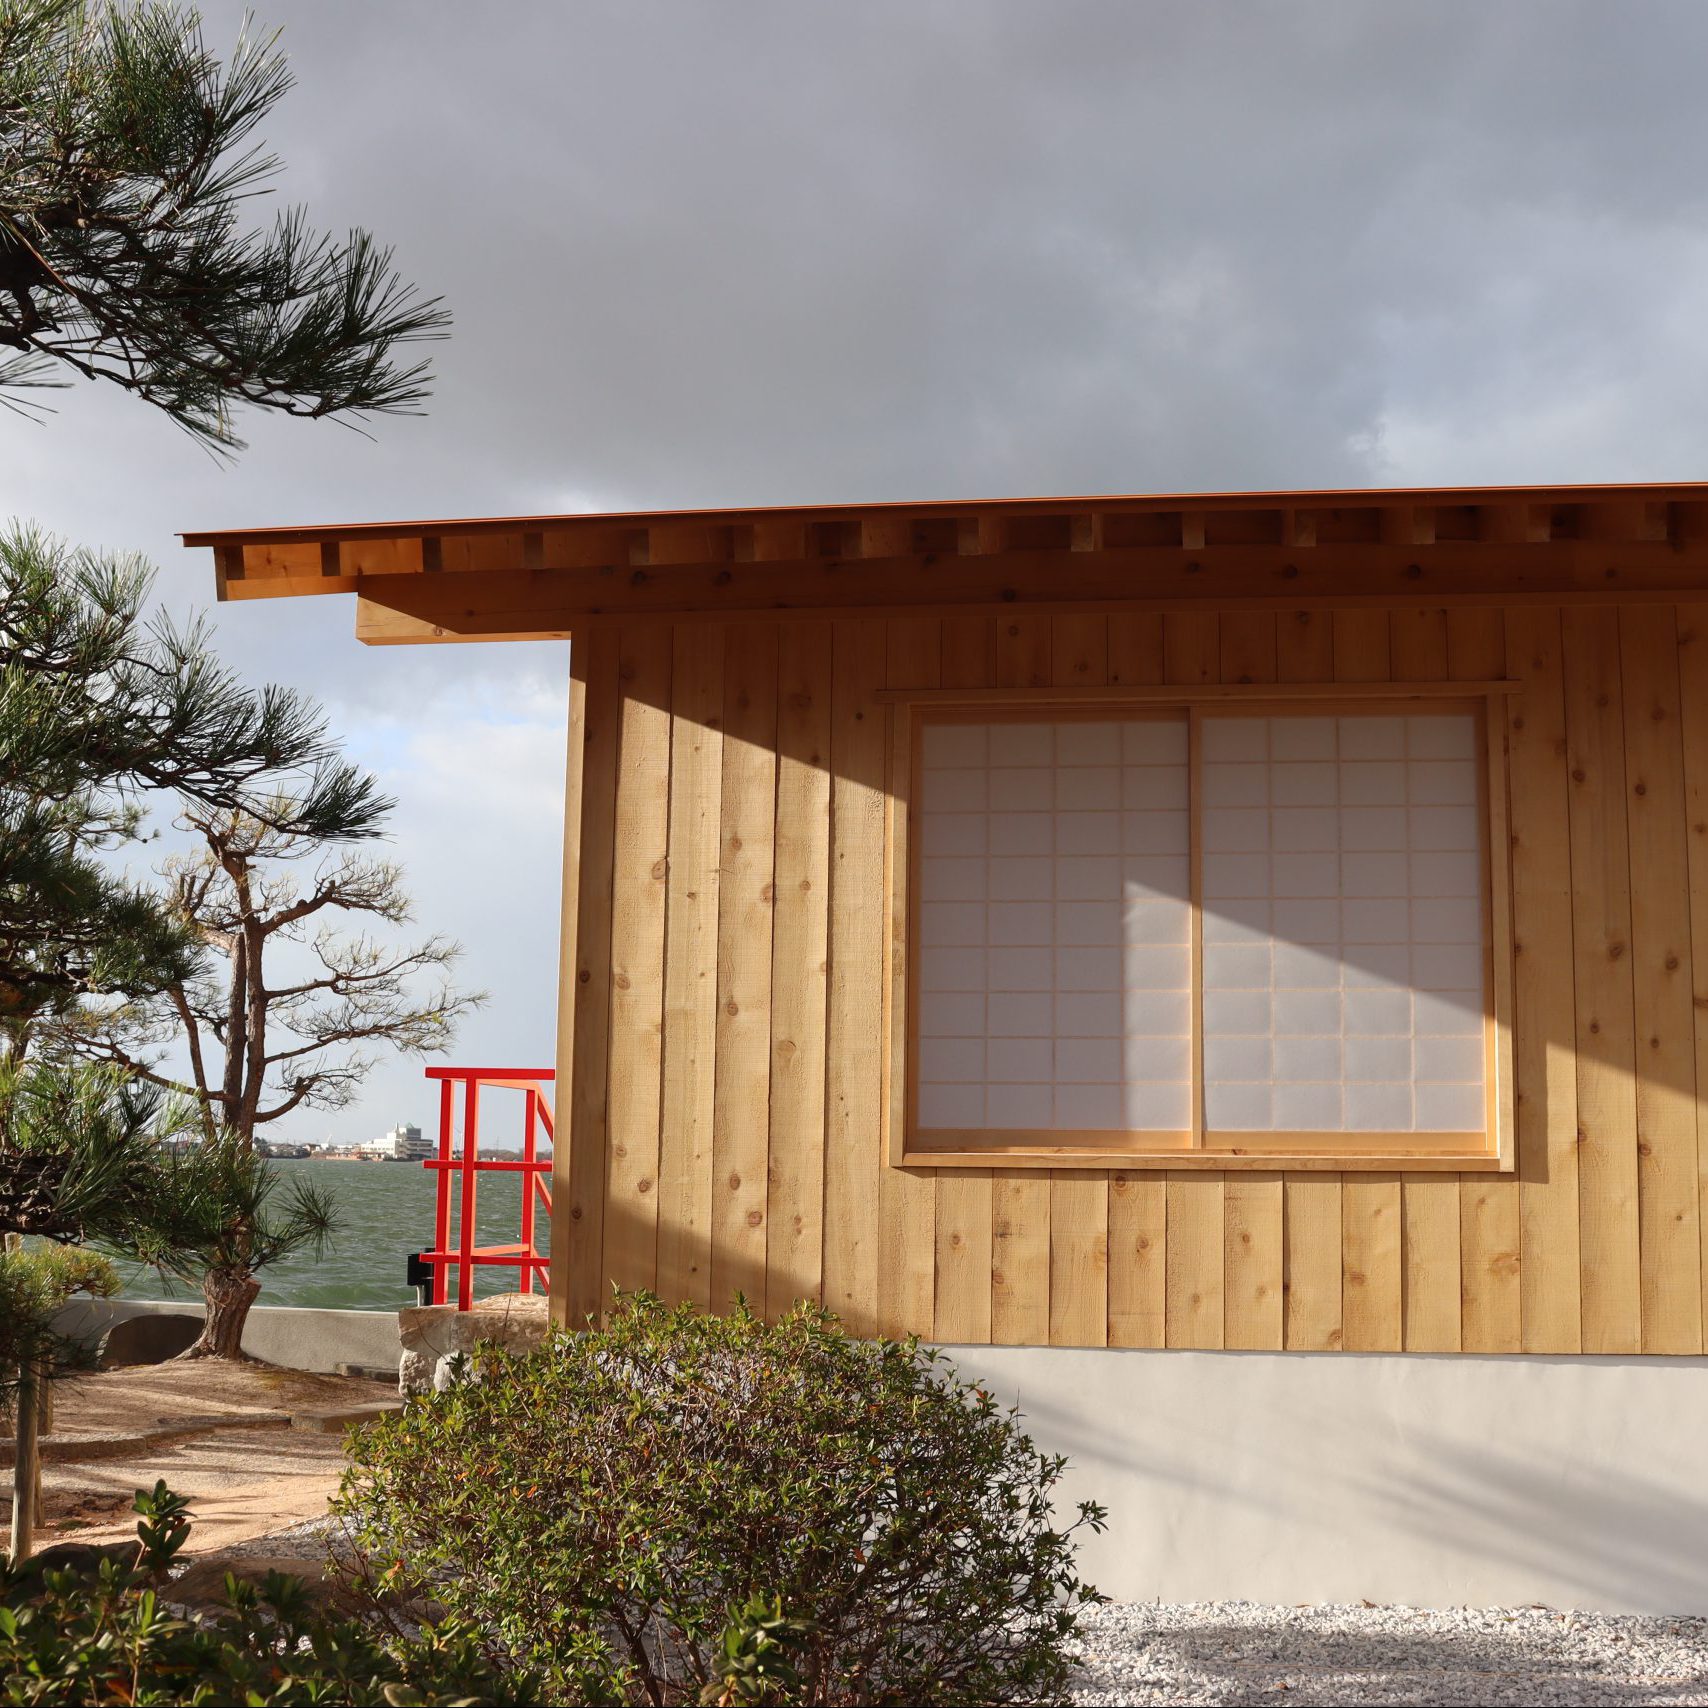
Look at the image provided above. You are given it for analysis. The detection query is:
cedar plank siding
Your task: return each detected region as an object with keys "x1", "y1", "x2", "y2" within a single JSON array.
[{"x1": 557, "y1": 603, "x2": 1702, "y2": 1353}]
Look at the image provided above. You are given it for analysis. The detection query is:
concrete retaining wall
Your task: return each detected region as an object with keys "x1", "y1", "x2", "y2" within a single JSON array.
[
  {"x1": 54, "y1": 1297, "x2": 402, "y2": 1376},
  {"x1": 943, "y1": 1344, "x2": 1708, "y2": 1615}
]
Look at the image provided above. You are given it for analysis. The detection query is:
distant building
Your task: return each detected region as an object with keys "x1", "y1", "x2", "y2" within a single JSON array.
[{"x1": 365, "y1": 1121, "x2": 431, "y2": 1162}]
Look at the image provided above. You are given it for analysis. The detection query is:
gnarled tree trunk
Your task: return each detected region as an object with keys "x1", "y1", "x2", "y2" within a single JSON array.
[{"x1": 182, "y1": 1264, "x2": 260, "y2": 1359}]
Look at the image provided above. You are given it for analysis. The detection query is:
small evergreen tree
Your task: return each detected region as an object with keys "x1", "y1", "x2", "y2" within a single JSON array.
[
  {"x1": 0, "y1": 0, "x2": 448, "y2": 449},
  {"x1": 64, "y1": 793, "x2": 480, "y2": 1358},
  {"x1": 0, "y1": 1060, "x2": 215, "y2": 1561}
]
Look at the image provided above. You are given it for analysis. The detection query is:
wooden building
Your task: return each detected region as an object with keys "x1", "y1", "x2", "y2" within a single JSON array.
[{"x1": 189, "y1": 482, "x2": 1708, "y2": 1610}]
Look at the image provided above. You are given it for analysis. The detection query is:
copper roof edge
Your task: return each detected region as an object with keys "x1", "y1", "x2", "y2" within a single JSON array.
[{"x1": 181, "y1": 478, "x2": 1708, "y2": 547}]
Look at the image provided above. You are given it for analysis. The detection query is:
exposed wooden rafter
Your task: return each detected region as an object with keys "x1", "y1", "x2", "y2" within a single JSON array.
[{"x1": 181, "y1": 482, "x2": 1708, "y2": 644}]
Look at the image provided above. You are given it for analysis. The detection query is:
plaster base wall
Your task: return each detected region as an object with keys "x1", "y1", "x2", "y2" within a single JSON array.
[
  {"x1": 54, "y1": 1298, "x2": 402, "y2": 1375},
  {"x1": 941, "y1": 1345, "x2": 1708, "y2": 1615}
]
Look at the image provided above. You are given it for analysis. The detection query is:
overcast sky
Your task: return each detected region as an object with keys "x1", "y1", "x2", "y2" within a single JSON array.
[{"x1": 6, "y1": 0, "x2": 1707, "y2": 1147}]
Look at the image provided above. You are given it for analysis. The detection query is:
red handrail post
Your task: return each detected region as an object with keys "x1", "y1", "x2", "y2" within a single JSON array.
[
  {"x1": 432, "y1": 1076, "x2": 454, "y2": 1305},
  {"x1": 457, "y1": 1074, "x2": 480, "y2": 1311},
  {"x1": 518, "y1": 1088, "x2": 538, "y2": 1296}
]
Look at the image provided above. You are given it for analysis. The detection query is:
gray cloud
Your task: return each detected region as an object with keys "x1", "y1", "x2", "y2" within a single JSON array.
[{"x1": 4, "y1": 0, "x2": 1705, "y2": 1139}]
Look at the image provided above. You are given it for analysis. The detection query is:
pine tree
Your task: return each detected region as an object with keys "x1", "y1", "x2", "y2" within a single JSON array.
[
  {"x1": 0, "y1": 1, "x2": 452, "y2": 1550},
  {"x1": 0, "y1": 527, "x2": 382, "y2": 1551},
  {"x1": 2, "y1": 0, "x2": 442, "y2": 1212},
  {"x1": 62, "y1": 794, "x2": 479, "y2": 1358},
  {"x1": 1, "y1": 0, "x2": 448, "y2": 449},
  {"x1": 0, "y1": 524, "x2": 387, "y2": 1058}
]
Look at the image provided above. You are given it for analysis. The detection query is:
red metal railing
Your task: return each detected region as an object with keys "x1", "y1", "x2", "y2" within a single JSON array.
[{"x1": 419, "y1": 1067, "x2": 553, "y2": 1309}]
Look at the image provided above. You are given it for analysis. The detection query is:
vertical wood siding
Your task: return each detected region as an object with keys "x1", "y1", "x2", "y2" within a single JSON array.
[{"x1": 559, "y1": 603, "x2": 1708, "y2": 1353}]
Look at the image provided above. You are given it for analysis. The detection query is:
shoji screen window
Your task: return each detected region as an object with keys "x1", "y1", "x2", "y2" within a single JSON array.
[{"x1": 901, "y1": 699, "x2": 1509, "y2": 1170}]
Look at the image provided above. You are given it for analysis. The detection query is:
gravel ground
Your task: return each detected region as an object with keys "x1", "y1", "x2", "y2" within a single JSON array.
[
  {"x1": 213, "y1": 1515, "x2": 343, "y2": 1561},
  {"x1": 158, "y1": 1533, "x2": 1708, "y2": 1707},
  {"x1": 1066, "y1": 1601, "x2": 1708, "y2": 1706}
]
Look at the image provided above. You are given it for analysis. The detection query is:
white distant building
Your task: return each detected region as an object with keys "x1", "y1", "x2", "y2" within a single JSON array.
[{"x1": 365, "y1": 1122, "x2": 431, "y2": 1161}]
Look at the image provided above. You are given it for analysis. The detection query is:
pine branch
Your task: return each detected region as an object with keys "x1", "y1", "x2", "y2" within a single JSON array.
[{"x1": 0, "y1": 0, "x2": 449, "y2": 449}]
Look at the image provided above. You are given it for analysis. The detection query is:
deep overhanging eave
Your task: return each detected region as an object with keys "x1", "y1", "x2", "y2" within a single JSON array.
[{"x1": 181, "y1": 479, "x2": 1708, "y2": 645}]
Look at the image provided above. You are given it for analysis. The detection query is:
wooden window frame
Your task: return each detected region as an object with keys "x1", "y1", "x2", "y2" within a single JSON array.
[{"x1": 882, "y1": 680, "x2": 1517, "y2": 1173}]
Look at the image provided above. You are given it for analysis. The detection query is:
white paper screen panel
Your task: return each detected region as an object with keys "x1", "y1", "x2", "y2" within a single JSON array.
[
  {"x1": 916, "y1": 718, "x2": 1192, "y2": 1134},
  {"x1": 913, "y1": 709, "x2": 1488, "y2": 1141},
  {"x1": 1198, "y1": 711, "x2": 1484, "y2": 1134}
]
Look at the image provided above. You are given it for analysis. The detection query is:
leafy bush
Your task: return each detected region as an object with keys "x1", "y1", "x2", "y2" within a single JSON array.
[
  {"x1": 0, "y1": 1238, "x2": 118, "y2": 1412},
  {"x1": 0, "y1": 1479, "x2": 535, "y2": 1705},
  {"x1": 337, "y1": 1293, "x2": 1105, "y2": 1705}
]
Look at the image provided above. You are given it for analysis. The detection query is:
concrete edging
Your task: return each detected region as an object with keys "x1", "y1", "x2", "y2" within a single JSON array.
[{"x1": 52, "y1": 1298, "x2": 403, "y2": 1377}]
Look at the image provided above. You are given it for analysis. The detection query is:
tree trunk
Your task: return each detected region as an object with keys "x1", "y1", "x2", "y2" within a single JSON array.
[
  {"x1": 8, "y1": 1358, "x2": 40, "y2": 1562},
  {"x1": 182, "y1": 1265, "x2": 261, "y2": 1360}
]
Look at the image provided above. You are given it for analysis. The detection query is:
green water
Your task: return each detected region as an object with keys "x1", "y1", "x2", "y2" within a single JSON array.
[{"x1": 118, "y1": 1157, "x2": 549, "y2": 1312}]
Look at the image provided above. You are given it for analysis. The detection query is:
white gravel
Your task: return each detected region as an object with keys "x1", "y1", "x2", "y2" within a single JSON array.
[
  {"x1": 210, "y1": 1515, "x2": 342, "y2": 1561},
  {"x1": 1066, "y1": 1600, "x2": 1708, "y2": 1706},
  {"x1": 159, "y1": 1537, "x2": 1708, "y2": 1705}
]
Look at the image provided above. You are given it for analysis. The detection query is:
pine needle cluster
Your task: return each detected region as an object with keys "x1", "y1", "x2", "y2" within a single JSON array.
[{"x1": 0, "y1": 0, "x2": 448, "y2": 448}]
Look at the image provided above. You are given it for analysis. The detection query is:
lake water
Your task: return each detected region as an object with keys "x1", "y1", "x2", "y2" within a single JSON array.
[{"x1": 117, "y1": 1156, "x2": 549, "y2": 1312}]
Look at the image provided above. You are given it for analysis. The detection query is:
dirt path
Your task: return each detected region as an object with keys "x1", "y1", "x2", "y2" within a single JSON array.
[{"x1": 5, "y1": 1362, "x2": 396, "y2": 1555}]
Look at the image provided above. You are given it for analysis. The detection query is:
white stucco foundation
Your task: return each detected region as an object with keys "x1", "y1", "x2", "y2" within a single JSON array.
[{"x1": 940, "y1": 1345, "x2": 1708, "y2": 1614}]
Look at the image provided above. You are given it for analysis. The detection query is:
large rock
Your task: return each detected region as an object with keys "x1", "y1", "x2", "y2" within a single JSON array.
[
  {"x1": 96, "y1": 1311, "x2": 202, "y2": 1368},
  {"x1": 396, "y1": 1292, "x2": 549, "y2": 1396},
  {"x1": 15, "y1": 1539, "x2": 140, "y2": 1578},
  {"x1": 168, "y1": 1553, "x2": 358, "y2": 1618}
]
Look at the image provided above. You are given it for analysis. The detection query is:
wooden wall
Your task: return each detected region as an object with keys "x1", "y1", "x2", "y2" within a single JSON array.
[{"x1": 553, "y1": 602, "x2": 1708, "y2": 1354}]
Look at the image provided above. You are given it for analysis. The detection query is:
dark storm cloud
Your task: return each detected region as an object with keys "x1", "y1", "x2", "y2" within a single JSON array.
[
  {"x1": 16, "y1": 1, "x2": 1708, "y2": 620},
  {"x1": 4, "y1": 0, "x2": 1704, "y2": 1138}
]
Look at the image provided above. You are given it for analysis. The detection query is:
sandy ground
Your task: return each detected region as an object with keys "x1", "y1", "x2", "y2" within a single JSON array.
[{"x1": 5, "y1": 1362, "x2": 396, "y2": 1555}]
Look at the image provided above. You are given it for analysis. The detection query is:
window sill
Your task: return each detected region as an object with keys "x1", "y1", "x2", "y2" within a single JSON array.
[{"x1": 899, "y1": 1138, "x2": 1506, "y2": 1172}]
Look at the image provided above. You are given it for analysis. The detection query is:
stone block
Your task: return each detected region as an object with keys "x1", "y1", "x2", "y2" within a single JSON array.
[{"x1": 395, "y1": 1292, "x2": 550, "y2": 1395}]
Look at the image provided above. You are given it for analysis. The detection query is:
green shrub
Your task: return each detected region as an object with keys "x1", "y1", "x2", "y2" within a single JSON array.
[
  {"x1": 336, "y1": 1293, "x2": 1106, "y2": 1706},
  {"x1": 0, "y1": 1479, "x2": 535, "y2": 1705}
]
